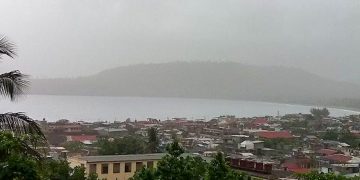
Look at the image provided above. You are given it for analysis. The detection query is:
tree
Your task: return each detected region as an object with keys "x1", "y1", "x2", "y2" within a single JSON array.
[
  {"x1": 39, "y1": 159, "x2": 72, "y2": 180},
  {"x1": 139, "y1": 139, "x2": 209, "y2": 180},
  {"x1": 155, "y1": 139, "x2": 187, "y2": 180},
  {"x1": 207, "y1": 152, "x2": 228, "y2": 180},
  {"x1": 71, "y1": 166, "x2": 87, "y2": 180},
  {"x1": 339, "y1": 129, "x2": 360, "y2": 148},
  {"x1": 207, "y1": 152, "x2": 245, "y2": 180},
  {"x1": 165, "y1": 139, "x2": 184, "y2": 157},
  {"x1": 62, "y1": 141, "x2": 85, "y2": 153},
  {"x1": 310, "y1": 108, "x2": 330, "y2": 120},
  {"x1": 86, "y1": 173, "x2": 98, "y2": 180},
  {"x1": 0, "y1": 36, "x2": 46, "y2": 156},
  {"x1": 184, "y1": 156, "x2": 208, "y2": 179},
  {"x1": 97, "y1": 135, "x2": 147, "y2": 155},
  {"x1": 310, "y1": 108, "x2": 330, "y2": 130},
  {"x1": 322, "y1": 130, "x2": 339, "y2": 141},
  {"x1": 130, "y1": 167, "x2": 157, "y2": 180},
  {"x1": 38, "y1": 158, "x2": 91, "y2": 180},
  {"x1": 147, "y1": 127, "x2": 160, "y2": 153},
  {"x1": 132, "y1": 139, "x2": 245, "y2": 180},
  {"x1": 0, "y1": 155, "x2": 40, "y2": 180},
  {"x1": 0, "y1": 132, "x2": 40, "y2": 179}
]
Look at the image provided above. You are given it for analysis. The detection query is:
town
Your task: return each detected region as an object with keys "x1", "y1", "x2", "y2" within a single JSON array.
[{"x1": 38, "y1": 108, "x2": 360, "y2": 179}]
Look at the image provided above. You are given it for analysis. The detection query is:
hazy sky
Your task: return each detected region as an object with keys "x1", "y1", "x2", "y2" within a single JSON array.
[{"x1": 0, "y1": 0, "x2": 359, "y2": 82}]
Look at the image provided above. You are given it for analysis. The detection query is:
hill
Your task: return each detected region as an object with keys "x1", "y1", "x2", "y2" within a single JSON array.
[{"x1": 30, "y1": 62, "x2": 360, "y2": 109}]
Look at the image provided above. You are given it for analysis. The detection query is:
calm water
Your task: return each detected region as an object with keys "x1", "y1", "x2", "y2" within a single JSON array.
[{"x1": 0, "y1": 95, "x2": 358, "y2": 122}]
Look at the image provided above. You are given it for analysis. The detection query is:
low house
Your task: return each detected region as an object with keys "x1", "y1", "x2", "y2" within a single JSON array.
[
  {"x1": 322, "y1": 154, "x2": 353, "y2": 164},
  {"x1": 95, "y1": 127, "x2": 128, "y2": 137},
  {"x1": 281, "y1": 162, "x2": 312, "y2": 174},
  {"x1": 331, "y1": 164, "x2": 360, "y2": 176},
  {"x1": 257, "y1": 131, "x2": 294, "y2": 139},
  {"x1": 69, "y1": 153, "x2": 165, "y2": 180},
  {"x1": 316, "y1": 149, "x2": 338, "y2": 156},
  {"x1": 107, "y1": 128, "x2": 128, "y2": 137},
  {"x1": 67, "y1": 135, "x2": 97, "y2": 145},
  {"x1": 239, "y1": 140, "x2": 264, "y2": 150}
]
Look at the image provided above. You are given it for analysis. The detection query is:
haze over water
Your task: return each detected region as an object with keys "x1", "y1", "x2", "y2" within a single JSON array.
[{"x1": 0, "y1": 95, "x2": 358, "y2": 122}]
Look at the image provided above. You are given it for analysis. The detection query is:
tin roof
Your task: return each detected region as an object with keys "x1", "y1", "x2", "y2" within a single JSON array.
[{"x1": 80, "y1": 153, "x2": 167, "y2": 163}]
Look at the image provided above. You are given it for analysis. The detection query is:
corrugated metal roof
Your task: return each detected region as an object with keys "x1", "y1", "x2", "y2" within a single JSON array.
[
  {"x1": 80, "y1": 153, "x2": 167, "y2": 163},
  {"x1": 79, "y1": 153, "x2": 213, "y2": 163}
]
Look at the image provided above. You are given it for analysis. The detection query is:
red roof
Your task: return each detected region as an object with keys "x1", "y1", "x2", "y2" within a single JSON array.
[
  {"x1": 352, "y1": 132, "x2": 360, "y2": 137},
  {"x1": 324, "y1": 154, "x2": 352, "y2": 163},
  {"x1": 258, "y1": 131, "x2": 293, "y2": 139},
  {"x1": 317, "y1": 149, "x2": 337, "y2": 156},
  {"x1": 282, "y1": 162, "x2": 298, "y2": 169},
  {"x1": 69, "y1": 135, "x2": 97, "y2": 142},
  {"x1": 252, "y1": 117, "x2": 268, "y2": 125},
  {"x1": 282, "y1": 162, "x2": 311, "y2": 174},
  {"x1": 289, "y1": 168, "x2": 312, "y2": 174}
]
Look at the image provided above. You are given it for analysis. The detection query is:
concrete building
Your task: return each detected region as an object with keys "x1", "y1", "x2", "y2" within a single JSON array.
[
  {"x1": 239, "y1": 140, "x2": 264, "y2": 150},
  {"x1": 69, "y1": 153, "x2": 165, "y2": 180}
]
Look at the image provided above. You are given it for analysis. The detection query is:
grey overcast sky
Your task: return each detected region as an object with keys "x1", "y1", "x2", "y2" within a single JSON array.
[{"x1": 0, "y1": 0, "x2": 359, "y2": 81}]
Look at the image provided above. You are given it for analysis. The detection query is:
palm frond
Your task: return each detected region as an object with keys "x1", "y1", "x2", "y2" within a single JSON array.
[
  {"x1": 0, "y1": 71, "x2": 29, "y2": 100},
  {"x1": 0, "y1": 131, "x2": 44, "y2": 160},
  {"x1": 0, "y1": 36, "x2": 16, "y2": 59},
  {"x1": 0, "y1": 113, "x2": 45, "y2": 140}
]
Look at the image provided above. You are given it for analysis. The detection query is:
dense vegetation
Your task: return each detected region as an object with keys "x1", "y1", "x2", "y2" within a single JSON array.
[
  {"x1": 0, "y1": 132, "x2": 96, "y2": 180},
  {"x1": 321, "y1": 129, "x2": 360, "y2": 148},
  {"x1": 97, "y1": 128, "x2": 161, "y2": 155},
  {"x1": 131, "y1": 139, "x2": 246, "y2": 180}
]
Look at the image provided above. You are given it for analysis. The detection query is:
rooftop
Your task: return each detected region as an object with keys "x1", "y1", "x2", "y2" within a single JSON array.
[
  {"x1": 324, "y1": 154, "x2": 352, "y2": 163},
  {"x1": 80, "y1": 153, "x2": 167, "y2": 163},
  {"x1": 257, "y1": 131, "x2": 293, "y2": 139},
  {"x1": 78, "y1": 153, "x2": 212, "y2": 163},
  {"x1": 317, "y1": 149, "x2": 338, "y2": 156}
]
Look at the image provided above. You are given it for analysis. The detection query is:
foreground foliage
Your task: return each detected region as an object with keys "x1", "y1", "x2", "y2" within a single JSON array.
[
  {"x1": 131, "y1": 139, "x2": 245, "y2": 180},
  {"x1": 0, "y1": 132, "x2": 96, "y2": 180},
  {"x1": 97, "y1": 129, "x2": 161, "y2": 155},
  {"x1": 0, "y1": 35, "x2": 95, "y2": 179},
  {"x1": 0, "y1": 36, "x2": 46, "y2": 152}
]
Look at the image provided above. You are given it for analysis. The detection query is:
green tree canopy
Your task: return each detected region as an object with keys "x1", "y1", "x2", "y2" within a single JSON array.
[
  {"x1": 147, "y1": 127, "x2": 160, "y2": 153},
  {"x1": 132, "y1": 140, "x2": 245, "y2": 180},
  {"x1": 310, "y1": 108, "x2": 330, "y2": 120},
  {"x1": 97, "y1": 135, "x2": 147, "y2": 155}
]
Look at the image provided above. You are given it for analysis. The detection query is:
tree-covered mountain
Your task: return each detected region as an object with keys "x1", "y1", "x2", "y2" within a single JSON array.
[{"x1": 30, "y1": 62, "x2": 360, "y2": 109}]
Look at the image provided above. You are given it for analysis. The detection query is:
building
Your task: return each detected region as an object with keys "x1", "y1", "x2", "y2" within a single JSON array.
[
  {"x1": 48, "y1": 119, "x2": 82, "y2": 133},
  {"x1": 69, "y1": 153, "x2": 166, "y2": 180},
  {"x1": 257, "y1": 131, "x2": 294, "y2": 139},
  {"x1": 66, "y1": 135, "x2": 97, "y2": 145},
  {"x1": 96, "y1": 127, "x2": 129, "y2": 137},
  {"x1": 239, "y1": 140, "x2": 264, "y2": 150}
]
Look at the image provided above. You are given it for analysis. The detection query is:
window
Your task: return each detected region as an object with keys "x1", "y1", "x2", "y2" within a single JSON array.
[
  {"x1": 136, "y1": 162, "x2": 143, "y2": 171},
  {"x1": 113, "y1": 163, "x2": 120, "y2": 173},
  {"x1": 101, "y1": 164, "x2": 108, "y2": 174},
  {"x1": 81, "y1": 163, "x2": 85, "y2": 168},
  {"x1": 125, "y1": 162, "x2": 132, "y2": 173},
  {"x1": 89, "y1": 164, "x2": 97, "y2": 174},
  {"x1": 147, "y1": 161, "x2": 154, "y2": 168}
]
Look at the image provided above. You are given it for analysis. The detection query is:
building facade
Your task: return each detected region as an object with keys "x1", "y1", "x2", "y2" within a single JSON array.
[{"x1": 69, "y1": 153, "x2": 166, "y2": 180}]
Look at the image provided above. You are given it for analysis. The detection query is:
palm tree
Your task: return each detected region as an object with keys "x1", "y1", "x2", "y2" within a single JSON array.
[{"x1": 0, "y1": 36, "x2": 46, "y2": 157}]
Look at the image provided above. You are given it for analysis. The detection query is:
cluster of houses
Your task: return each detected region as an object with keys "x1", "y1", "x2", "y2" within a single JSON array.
[{"x1": 38, "y1": 113, "x2": 360, "y2": 179}]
